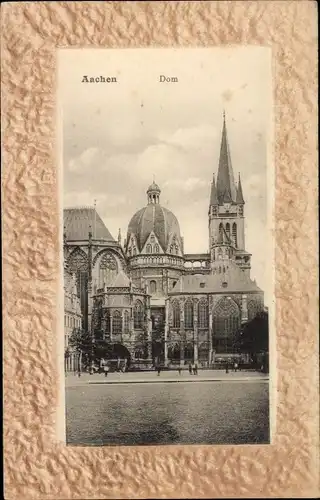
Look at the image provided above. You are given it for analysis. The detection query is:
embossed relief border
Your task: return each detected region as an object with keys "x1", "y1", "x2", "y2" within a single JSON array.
[{"x1": 2, "y1": 2, "x2": 318, "y2": 499}]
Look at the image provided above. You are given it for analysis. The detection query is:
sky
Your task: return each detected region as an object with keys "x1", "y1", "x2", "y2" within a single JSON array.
[{"x1": 58, "y1": 47, "x2": 273, "y2": 305}]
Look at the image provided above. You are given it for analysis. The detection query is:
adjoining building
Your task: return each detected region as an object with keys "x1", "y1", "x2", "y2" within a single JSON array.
[
  {"x1": 64, "y1": 263, "x2": 82, "y2": 371},
  {"x1": 63, "y1": 113, "x2": 265, "y2": 368}
]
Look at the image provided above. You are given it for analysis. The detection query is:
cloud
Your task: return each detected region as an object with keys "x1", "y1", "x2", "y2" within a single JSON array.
[{"x1": 68, "y1": 147, "x2": 107, "y2": 174}]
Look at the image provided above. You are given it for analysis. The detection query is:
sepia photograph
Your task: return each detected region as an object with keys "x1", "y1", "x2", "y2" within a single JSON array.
[{"x1": 59, "y1": 47, "x2": 273, "y2": 446}]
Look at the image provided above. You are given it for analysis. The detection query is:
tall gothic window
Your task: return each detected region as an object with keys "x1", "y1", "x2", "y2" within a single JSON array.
[
  {"x1": 218, "y1": 248, "x2": 223, "y2": 260},
  {"x1": 232, "y1": 223, "x2": 237, "y2": 247},
  {"x1": 146, "y1": 244, "x2": 152, "y2": 254},
  {"x1": 213, "y1": 297, "x2": 240, "y2": 339},
  {"x1": 105, "y1": 310, "x2": 111, "y2": 334},
  {"x1": 68, "y1": 248, "x2": 88, "y2": 331},
  {"x1": 226, "y1": 223, "x2": 230, "y2": 240},
  {"x1": 154, "y1": 244, "x2": 159, "y2": 253},
  {"x1": 184, "y1": 300, "x2": 194, "y2": 329},
  {"x1": 248, "y1": 300, "x2": 260, "y2": 321},
  {"x1": 150, "y1": 280, "x2": 157, "y2": 294},
  {"x1": 219, "y1": 223, "x2": 224, "y2": 241},
  {"x1": 134, "y1": 300, "x2": 143, "y2": 329},
  {"x1": 198, "y1": 300, "x2": 209, "y2": 328},
  {"x1": 112, "y1": 310, "x2": 122, "y2": 334},
  {"x1": 123, "y1": 311, "x2": 130, "y2": 333},
  {"x1": 172, "y1": 301, "x2": 180, "y2": 328},
  {"x1": 100, "y1": 253, "x2": 118, "y2": 285}
]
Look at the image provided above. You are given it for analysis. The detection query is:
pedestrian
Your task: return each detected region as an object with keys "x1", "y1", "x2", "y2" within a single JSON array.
[
  {"x1": 195, "y1": 363, "x2": 198, "y2": 375},
  {"x1": 188, "y1": 363, "x2": 192, "y2": 375},
  {"x1": 104, "y1": 365, "x2": 109, "y2": 377},
  {"x1": 234, "y1": 361, "x2": 238, "y2": 373},
  {"x1": 178, "y1": 366, "x2": 182, "y2": 375},
  {"x1": 226, "y1": 362, "x2": 229, "y2": 374},
  {"x1": 157, "y1": 366, "x2": 161, "y2": 376},
  {"x1": 192, "y1": 363, "x2": 196, "y2": 375}
]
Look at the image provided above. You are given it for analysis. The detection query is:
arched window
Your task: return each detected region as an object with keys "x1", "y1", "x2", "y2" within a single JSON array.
[
  {"x1": 172, "y1": 301, "x2": 180, "y2": 328},
  {"x1": 146, "y1": 244, "x2": 152, "y2": 254},
  {"x1": 170, "y1": 245, "x2": 174, "y2": 254},
  {"x1": 226, "y1": 223, "x2": 231, "y2": 240},
  {"x1": 104, "y1": 310, "x2": 111, "y2": 333},
  {"x1": 232, "y1": 223, "x2": 237, "y2": 247},
  {"x1": 218, "y1": 248, "x2": 223, "y2": 260},
  {"x1": 154, "y1": 244, "x2": 159, "y2": 253},
  {"x1": 213, "y1": 297, "x2": 240, "y2": 352},
  {"x1": 123, "y1": 311, "x2": 130, "y2": 333},
  {"x1": 198, "y1": 300, "x2": 209, "y2": 328},
  {"x1": 247, "y1": 300, "x2": 261, "y2": 321},
  {"x1": 219, "y1": 223, "x2": 224, "y2": 241},
  {"x1": 134, "y1": 300, "x2": 143, "y2": 329},
  {"x1": 100, "y1": 253, "x2": 118, "y2": 285},
  {"x1": 112, "y1": 311, "x2": 122, "y2": 334},
  {"x1": 184, "y1": 300, "x2": 194, "y2": 329},
  {"x1": 133, "y1": 247, "x2": 137, "y2": 256},
  {"x1": 150, "y1": 280, "x2": 157, "y2": 294}
]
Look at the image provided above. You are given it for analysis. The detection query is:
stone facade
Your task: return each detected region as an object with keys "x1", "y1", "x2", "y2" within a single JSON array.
[
  {"x1": 63, "y1": 114, "x2": 265, "y2": 368},
  {"x1": 64, "y1": 263, "x2": 82, "y2": 371}
]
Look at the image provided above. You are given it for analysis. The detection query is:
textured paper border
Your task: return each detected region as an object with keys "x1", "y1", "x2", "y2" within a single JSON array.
[{"x1": 2, "y1": 1, "x2": 319, "y2": 498}]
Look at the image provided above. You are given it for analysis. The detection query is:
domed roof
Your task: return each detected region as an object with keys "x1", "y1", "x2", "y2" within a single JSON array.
[
  {"x1": 64, "y1": 207, "x2": 115, "y2": 241},
  {"x1": 147, "y1": 181, "x2": 161, "y2": 193},
  {"x1": 128, "y1": 204, "x2": 181, "y2": 252}
]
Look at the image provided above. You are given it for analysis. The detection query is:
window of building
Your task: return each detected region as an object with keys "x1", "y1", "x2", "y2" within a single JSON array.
[
  {"x1": 226, "y1": 223, "x2": 230, "y2": 240},
  {"x1": 184, "y1": 300, "x2": 194, "y2": 329},
  {"x1": 123, "y1": 311, "x2": 130, "y2": 333},
  {"x1": 146, "y1": 244, "x2": 152, "y2": 254},
  {"x1": 172, "y1": 301, "x2": 180, "y2": 328},
  {"x1": 134, "y1": 300, "x2": 143, "y2": 328},
  {"x1": 212, "y1": 297, "x2": 240, "y2": 343},
  {"x1": 232, "y1": 223, "x2": 237, "y2": 247},
  {"x1": 100, "y1": 252, "x2": 118, "y2": 285},
  {"x1": 219, "y1": 223, "x2": 223, "y2": 241},
  {"x1": 113, "y1": 310, "x2": 122, "y2": 334},
  {"x1": 105, "y1": 310, "x2": 111, "y2": 333},
  {"x1": 133, "y1": 247, "x2": 137, "y2": 256},
  {"x1": 154, "y1": 244, "x2": 159, "y2": 253},
  {"x1": 198, "y1": 300, "x2": 209, "y2": 328},
  {"x1": 150, "y1": 280, "x2": 157, "y2": 294}
]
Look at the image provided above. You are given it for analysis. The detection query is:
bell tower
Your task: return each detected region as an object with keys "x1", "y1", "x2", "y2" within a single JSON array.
[{"x1": 208, "y1": 112, "x2": 249, "y2": 274}]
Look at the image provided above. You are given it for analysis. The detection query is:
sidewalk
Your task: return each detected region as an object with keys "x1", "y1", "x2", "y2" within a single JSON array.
[{"x1": 65, "y1": 369, "x2": 269, "y2": 387}]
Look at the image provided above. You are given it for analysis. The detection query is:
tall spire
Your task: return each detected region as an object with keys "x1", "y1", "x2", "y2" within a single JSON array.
[
  {"x1": 209, "y1": 173, "x2": 218, "y2": 206},
  {"x1": 236, "y1": 173, "x2": 245, "y2": 204},
  {"x1": 217, "y1": 112, "x2": 237, "y2": 204}
]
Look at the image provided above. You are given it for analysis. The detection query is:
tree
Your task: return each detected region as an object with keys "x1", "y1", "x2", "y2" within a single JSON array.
[
  {"x1": 68, "y1": 327, "x2": 93, "y2": 370},
  {"x1": 234, "y1": 310, "x2": 269, "y2": 357}
]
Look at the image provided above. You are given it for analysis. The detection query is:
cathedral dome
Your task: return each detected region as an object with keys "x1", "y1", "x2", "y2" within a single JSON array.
[{"x1": 127, "y1": 184, "x2": 182, "y2": 253}]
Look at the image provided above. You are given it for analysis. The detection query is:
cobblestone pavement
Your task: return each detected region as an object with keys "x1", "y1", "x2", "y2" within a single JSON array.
[{"x1": 65, "y1": 369, "x2": 269, "y2": 387}]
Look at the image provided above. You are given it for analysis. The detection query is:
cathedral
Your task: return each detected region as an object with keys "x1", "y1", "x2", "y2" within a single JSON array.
[{"x1": 63, "y1": 114, "x2": 264, "y2": 368}]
